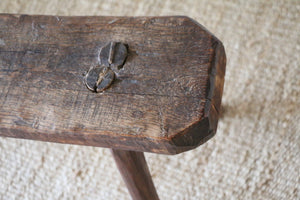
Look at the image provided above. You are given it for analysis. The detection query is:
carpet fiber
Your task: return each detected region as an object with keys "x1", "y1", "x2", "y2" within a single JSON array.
[{"x1": 0, "y1": 0, "x2": 299, "y2": 199}]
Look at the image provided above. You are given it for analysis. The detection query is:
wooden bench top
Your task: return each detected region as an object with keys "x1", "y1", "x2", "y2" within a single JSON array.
[{"x1": 0, "y1": 14, "x2": 226, "y2": 154}]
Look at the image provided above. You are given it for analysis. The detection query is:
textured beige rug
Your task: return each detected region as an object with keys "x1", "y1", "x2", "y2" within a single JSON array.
[{"x1": 0, "y1": 0, "x2": 299, "y2": 199}]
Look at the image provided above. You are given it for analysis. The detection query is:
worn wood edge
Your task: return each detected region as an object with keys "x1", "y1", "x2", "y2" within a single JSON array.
[
  {"x1": 169, "y1": 40, "x2": 226, "y2": 154},
  {"x1": 0, "y1": 127, "x2": 172, "y2": 154},
  {"x1": 0, "y1": 13, "x2": 198, "y2": 24}
]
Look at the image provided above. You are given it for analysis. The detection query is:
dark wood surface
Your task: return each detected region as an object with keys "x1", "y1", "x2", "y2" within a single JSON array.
[
  {"x1": 112, "y1": 149, "x2": 159, "y2": 200},
  {"x1": 0, "y1": 14, "x2": 226, "y2": 154}
]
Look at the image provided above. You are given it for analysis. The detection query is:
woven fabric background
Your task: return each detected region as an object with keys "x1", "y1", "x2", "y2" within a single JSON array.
[{"x1": 0, "y1": 0, "x2": 299, "y2": 199}]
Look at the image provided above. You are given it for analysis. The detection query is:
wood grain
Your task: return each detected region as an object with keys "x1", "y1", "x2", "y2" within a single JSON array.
[
  {"x1": 112, "y1": 149, "x2": 159, "y2": 200},
  {"x1": 0, "y1": 14, "x2": 226, "y2": 154}
]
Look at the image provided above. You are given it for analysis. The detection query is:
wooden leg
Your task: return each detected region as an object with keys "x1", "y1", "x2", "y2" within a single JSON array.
[{"x1": 111, "y1": 149, "x2": 159, "y2": 200}]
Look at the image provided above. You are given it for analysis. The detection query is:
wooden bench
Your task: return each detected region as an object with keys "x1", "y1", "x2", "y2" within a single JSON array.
[{"x1": 0, "y1": 14, "x2": 226, "y2": 200}]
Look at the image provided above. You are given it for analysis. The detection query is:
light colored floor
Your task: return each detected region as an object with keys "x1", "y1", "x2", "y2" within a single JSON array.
[{"x1": 0, "y1": 0, "x2": 299, "y2": 199}]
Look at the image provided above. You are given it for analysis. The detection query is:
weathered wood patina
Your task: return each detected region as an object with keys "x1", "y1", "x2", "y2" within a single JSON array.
[{"x1": 0, "y1": 14, "x2": 226, "y2": 155}]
